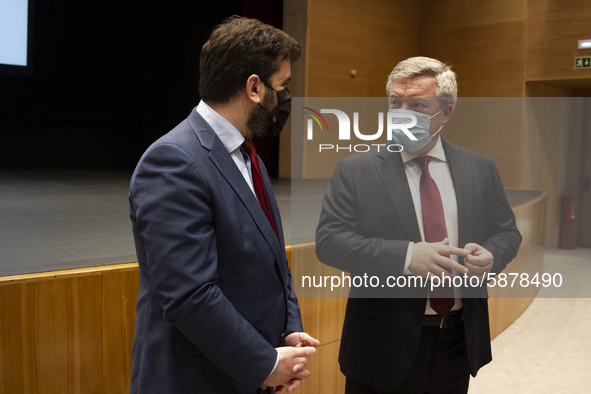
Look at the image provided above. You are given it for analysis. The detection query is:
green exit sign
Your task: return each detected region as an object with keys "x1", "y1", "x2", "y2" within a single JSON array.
[{"x1": 575, "y1": 56, "x2": 591, "y2": 69}]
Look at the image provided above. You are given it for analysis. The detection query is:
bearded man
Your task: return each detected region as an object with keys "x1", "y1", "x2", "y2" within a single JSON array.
[{"x1": 129, "y1": 16, "x2": 318, "y2": 394}]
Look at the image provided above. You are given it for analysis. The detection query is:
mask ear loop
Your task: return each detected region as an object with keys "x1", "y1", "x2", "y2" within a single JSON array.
[
  {"x1": 429, "y1": 105, "x2": 446, "y2": 119},
  {"x1": 429, "y1": 105, "x2": 447, "y2": 138},
  {"x1": 431, "y1": 122, "x2": 445, "y2": 139}
]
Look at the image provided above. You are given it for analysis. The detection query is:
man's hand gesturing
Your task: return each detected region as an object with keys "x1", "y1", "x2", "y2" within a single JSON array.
[
  {"x1": 463, "y1": 243, "x2": 494, "y2": 279},
  {"x1": 408, "y1": 238, "x2": 469, "y2": 278}
]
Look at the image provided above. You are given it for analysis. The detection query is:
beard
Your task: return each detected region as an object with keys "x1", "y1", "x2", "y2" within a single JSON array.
[{"x1": 246, "y1": 88, "x2": 277, "y2": 138}]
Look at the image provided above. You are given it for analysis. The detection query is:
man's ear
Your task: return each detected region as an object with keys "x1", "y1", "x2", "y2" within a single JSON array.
[
  {"x1": 442, "y1": 103, "x2": 454, "y2": 123},
  {"x1": 245, "y1": 74, "x2": 263, "y2": 105}
]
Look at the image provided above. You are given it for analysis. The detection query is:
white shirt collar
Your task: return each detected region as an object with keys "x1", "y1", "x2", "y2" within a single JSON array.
[
  {"x1": 196, "y1": 100, "x2": 245, "y2": 154},
  {"x1": 400, "y1": 137, "x2": 447, "y2": 164}
]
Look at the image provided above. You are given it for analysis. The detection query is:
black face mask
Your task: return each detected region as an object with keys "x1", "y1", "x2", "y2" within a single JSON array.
[{"x1": 258, "y1": 82, "x2": 292, "y2": 138}]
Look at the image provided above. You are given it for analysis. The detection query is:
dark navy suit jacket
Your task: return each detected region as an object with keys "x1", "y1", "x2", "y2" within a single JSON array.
[
  {"x1": 129, "y1": 109, "x2": 302, "y2": 393},
  {"x1": 316, "y1": 139, "x2": 522, "y2": 390}
]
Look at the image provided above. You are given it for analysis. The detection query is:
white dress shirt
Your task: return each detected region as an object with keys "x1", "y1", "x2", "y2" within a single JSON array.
[{"x1": 401, "y1": 138, "x2": 463, "y2": 314}]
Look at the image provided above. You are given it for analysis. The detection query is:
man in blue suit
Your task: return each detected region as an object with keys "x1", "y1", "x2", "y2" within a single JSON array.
[{"x1": 129, "y1": 16, "x2": 318, "y2": 394}]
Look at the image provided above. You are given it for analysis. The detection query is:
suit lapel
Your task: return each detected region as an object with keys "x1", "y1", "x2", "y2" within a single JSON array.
[
  {"x1": 375, "y1": 147, "x2": 422, "y2": 242},
  {"x1": 442, "y1": 139, "x2": 473, "y2": 255},
  {"x1": 188, "y1": 110, "x2": 285, "y2": 271}
]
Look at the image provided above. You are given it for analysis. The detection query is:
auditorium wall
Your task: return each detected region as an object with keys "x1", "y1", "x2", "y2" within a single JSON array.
[{"x1": 282, "y1": 0, "x2": 591, "y2": 247}]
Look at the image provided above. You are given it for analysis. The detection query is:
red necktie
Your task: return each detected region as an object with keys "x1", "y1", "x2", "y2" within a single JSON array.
[
  {"x1": 242, "y1": 141, "x2": 277, "y2": 237},
  {"x1": 418, "y1": 156, "x2": 454, "y2": 317}
]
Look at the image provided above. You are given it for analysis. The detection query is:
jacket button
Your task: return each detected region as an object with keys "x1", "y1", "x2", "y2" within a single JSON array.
[{"x1": 414, "y1": 315, "x2": 422, "y2": 323}]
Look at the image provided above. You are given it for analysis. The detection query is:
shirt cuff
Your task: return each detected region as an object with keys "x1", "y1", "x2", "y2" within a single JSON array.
[
  {"x1": 403, "y1": 242, "x2": 413, "y2": 275},
  {"x1": 265, "y1": 352, "x2": 279, "y2": 382}
]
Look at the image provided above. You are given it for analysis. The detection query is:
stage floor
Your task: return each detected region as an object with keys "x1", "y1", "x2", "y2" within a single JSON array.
[{"x1": 0, "y1": 170, "x2": 541, "y2": 276}]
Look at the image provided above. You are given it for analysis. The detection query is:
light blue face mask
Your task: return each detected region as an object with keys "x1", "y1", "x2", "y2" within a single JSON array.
[{"x1": 388, "y1": 107, "x2": 445, "y2": 152}]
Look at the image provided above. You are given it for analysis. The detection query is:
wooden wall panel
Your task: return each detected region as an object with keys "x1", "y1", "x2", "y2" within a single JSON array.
[
  {"x1": 0, "y1": 265, "x2": 135, "y2": 394},
  {"x1": 526, "y1": 12, "x2": 591, "y2": 81},
  {"x1": 306, "y1": 70, "x2": 369, "y2": 98},
  {"x1": 488, "y1": 297, "x2": 534, "y2": 340},
  {"x1": 299, "y1": 297, "x2": 347, "y2": 345},
  {"x1": 526, "y1": 80, "x2": 573, "y2": 97},
  {"x1": 521, "y1": 95, "x2": 582, "y2": 247},
  {"x1": 365, "y1": 0, "x2": 420, "y2": 96},
  {"x1": 526, "y1": 0, "x2": 591, "y2": 19},
  {"x1": 577, "y1": 97, "x2": 591, "y2": 246},
  {"x1": 291, "y1": 242, "x2": 351, "y2": 300},
  {"x1": 441, "y1": 98, "x2": 525, "y2": 189},
  {"x1": 306, "y1": 2, "x2": 369, "y2": 97},
  {"x1": 307, "y1": 14, "x2": 368, "y2": 77},
  {"x1": 279, "y1": 0, "x2": 307, "y2": 179},
  {"x1": 290, "y1": 243, "x2": 347, "y2": 393},
  {"x1": 575, "y1": 88, "x2": 591, "y2": 96},
  {"x1": 0, "y1": 282, "x2": 38, "y2": 394},
  {"x1": 450, "y1": 138, "x2": 523, "y2": 189},
  {"x1": 283, "y1": 0, "x2": 307, "y2": 100},
  {"x1": 305, "y1": 0, "x2": 419, "y2": 98},
  {"x1": 298, "y1": 340, "x2": 346, "y2": 394},
  {"x1": 33, "y1": 280, "x2": 67, "y2": 393},
  {"x1": 488, "y1": 193, "x2": 546, "y2": 339},
  {"x1": 420, "y1": 0, "x2": 526, "y2": 29},
  {"x1": 419, "y1": 21, "x2": 526, "y2": 97},
  {"x1": 367, "y1": 25, "x2": 419, "y2": 96},
  {"x1": 102, "y1": 268, "x2": 139, "y2": 394},
  {"x1": 65, "y1": 276, "x2": 103, "y2": 394},
  {"x1": 291, "y1": 0, "x2": 591, "y2": 184},
  {"x1": 32, "y1": 275, "x2": 104, "y2": 394}
]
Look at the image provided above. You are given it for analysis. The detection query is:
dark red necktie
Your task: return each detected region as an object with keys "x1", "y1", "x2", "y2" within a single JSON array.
[
  {"x1": 242, "y1": 141, "x2": 277, "y2": 237},
  {"x1": 417, "y1": 156, "x2": 454, "y2": 317}
]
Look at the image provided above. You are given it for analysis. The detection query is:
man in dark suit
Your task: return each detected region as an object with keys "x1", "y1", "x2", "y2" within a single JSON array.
[
  {"x1": 316, "y1": 57, "x2": 522, "y2": 393},
  {"x1": 129, "y1": 17, "x2": 318, "y2": 394}
]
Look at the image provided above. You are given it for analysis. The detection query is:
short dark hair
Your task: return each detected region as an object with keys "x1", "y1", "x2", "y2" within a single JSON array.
[{"x1": 199, "y1": 16, "x2": 300, "y2": 104}]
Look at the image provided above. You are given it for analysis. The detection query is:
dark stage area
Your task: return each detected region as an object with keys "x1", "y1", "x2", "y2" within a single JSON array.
[
  {"x1": 0, "y1": 169, "x2": 541, "y2": 277},
  {"x1": 0, "y1": 0, "x2": 282, "y2": 174}
]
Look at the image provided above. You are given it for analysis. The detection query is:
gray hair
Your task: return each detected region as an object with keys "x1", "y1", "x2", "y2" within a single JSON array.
[{"x1": 386, "y1": 57, "x2": 457, "y2": 108}]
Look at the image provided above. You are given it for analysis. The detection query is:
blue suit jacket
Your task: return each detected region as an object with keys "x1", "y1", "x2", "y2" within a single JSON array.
[{"x1": 129, "y1": 109, "x2": 302, "y2": 393}]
